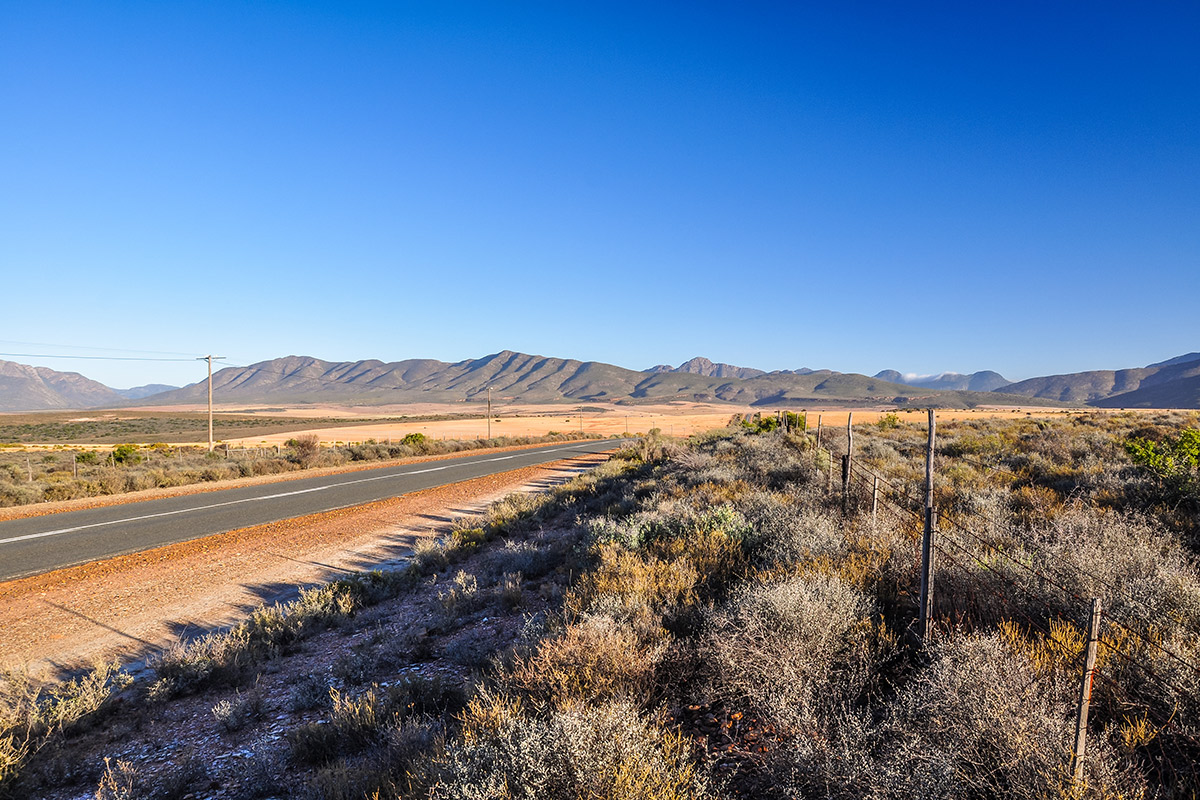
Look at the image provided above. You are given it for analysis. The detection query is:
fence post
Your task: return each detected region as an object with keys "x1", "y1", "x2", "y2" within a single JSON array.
[
  {"x1": 1070, "y1": 598, "x2": 1103, "y2": 790},
  {"x1": 841, "y1": 454, "x2": 850, "y2": 513},
  {"x1": 816, "y1": 414, "x2": 823, "y2": 450},
  {"x1": 844, "y1": 412, "x2": 854, "y2": 509},
  {"x1": 918, "y1": 409, "x2": 936, "y2": 640},
  {"x1": 872, "y1": 476, "x2": 879, "y2": 525}
]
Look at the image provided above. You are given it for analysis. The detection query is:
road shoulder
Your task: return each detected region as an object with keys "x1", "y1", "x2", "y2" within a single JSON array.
[{"x1": 0, "y1": 453, "x2": 608, "y2": 680}]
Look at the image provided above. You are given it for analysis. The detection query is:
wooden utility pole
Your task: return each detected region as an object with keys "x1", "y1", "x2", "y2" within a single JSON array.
[
  {"x1": 197, "y1": 355, "x2": 224, "y2": 453},
  {"x1": 918, "y1": 409, "x2": 936, "y2": 640},
  {"x1": 487, "y1": 387, "x2": 492, "y2": 439},
  {"x1": 1070, "y1": 598, "x2": 1103, "y2": 789}
]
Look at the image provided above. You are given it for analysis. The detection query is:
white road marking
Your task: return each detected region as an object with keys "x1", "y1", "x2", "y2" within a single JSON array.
[{"x1": 0, "y1": 444, "x2": 597, "y2": 547}]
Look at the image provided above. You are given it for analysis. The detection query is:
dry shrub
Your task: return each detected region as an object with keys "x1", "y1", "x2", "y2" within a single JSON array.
[
  {"x1": 735, "y1": 490, "x2": 846, "y2": 567},
  {"x1": 704, "y1": 572, "x2": 891, "y2": 733},
  {"x1": 844, "y1": 632, "x2": 1146, "y2": 800},
  {"x1": 0, "y1": 662, "x2": 130, "y2": 795},
  {"x1": 424, "y1": 690, "x2": 707, "y2": 800},
  {"x1": 499, "y1": 616, "x2": 662, "y2": 707},
  {"x1": 568, "y1": 544, "x2": 701, "y2": 620}
]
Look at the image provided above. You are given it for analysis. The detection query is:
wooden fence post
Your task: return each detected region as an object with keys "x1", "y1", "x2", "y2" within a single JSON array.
[
  {"x1": 816, "y1": 414, "x2": 823, "y2": 450},
  {"x1": 918, "y1": 409, "x2": 936, "y2": 640},
  {"x1": 872, "y1": 476, "x2": 879, "y2": 525},
  {"x1": 844, "y1": 413, "x2": 854, "y2": 509},
  {"x1": 1070, "y1": 598, "x2": 1103, "y2": 790}
]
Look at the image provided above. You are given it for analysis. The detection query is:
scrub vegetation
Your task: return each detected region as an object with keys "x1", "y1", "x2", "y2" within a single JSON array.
[
  {"x1": 2, "y1": 412, "x2": 1198, "y2": 798},
  {"x1": 0, "y1": 431, "x2": 600, "y2": 509}
]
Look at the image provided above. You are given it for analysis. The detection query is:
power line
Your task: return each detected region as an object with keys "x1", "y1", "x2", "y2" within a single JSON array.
[
  {"x1": 0, "y1": 340, "x2": 200, "y2": 357},
  {"x1": 0, "y1": 352, "x2": 197, "y2": 362}
]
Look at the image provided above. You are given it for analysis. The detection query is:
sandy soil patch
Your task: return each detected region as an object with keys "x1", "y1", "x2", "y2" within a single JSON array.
[{"x1": 0, "y1": 453, "x2": 608, "y2": 680}]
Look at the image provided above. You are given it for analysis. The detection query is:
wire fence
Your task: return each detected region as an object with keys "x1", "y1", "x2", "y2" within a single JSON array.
[{"x1": 788, "y1": 417, "x2": 1200, "y2": 786}]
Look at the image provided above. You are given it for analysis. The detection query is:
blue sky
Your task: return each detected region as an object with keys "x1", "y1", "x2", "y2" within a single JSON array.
[{"x1": 2, "y1": 2, "x2": 1196, "y2": 388}]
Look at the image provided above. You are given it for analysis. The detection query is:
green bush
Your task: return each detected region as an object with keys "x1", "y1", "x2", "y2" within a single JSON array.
[{"x1": 110, "y1": 444, "x2": 141, "y2": 465}]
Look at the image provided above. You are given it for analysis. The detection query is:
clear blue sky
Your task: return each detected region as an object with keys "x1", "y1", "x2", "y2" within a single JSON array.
[{"x1": 2, "y1": 2, "x2": 1196, "y2": 388}]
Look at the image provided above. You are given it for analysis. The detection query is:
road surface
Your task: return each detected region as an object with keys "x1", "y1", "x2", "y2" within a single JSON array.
[{"x1": 0, "y1": 439, "x2": 626, "y2": 582}]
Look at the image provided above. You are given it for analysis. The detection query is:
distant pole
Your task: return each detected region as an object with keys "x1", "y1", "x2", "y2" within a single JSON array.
[
  {"x1": 197, "y1": 355, "x2": 224, "y2": 453},
  {"x1": 918, "y1": 409, "x2": 936, "y2": 640},
  {"x1": 487, "y1": 387, "x2": 492, "y2": 439},
  {"x1": 1070, "y1": 598, "x2": 1103, "y2": 789}
]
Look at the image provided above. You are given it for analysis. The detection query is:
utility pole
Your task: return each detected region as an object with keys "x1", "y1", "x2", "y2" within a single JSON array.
[
  {"x1": 197, "y1": 355, "x2": 224, "y2": 453},
  {"x1": 487, "y1": 387, "x2": 492, "y2": 439}
]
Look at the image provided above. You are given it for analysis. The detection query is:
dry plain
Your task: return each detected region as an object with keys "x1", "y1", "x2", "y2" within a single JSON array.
[{"x1": 156, "y1": 401, "x2": 1085, "y2": 447}]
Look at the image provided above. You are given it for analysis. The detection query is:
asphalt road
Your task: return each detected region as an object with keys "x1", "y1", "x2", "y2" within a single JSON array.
[{"x1": 0, "y1": 439, "x2": 627, "y2": 582}]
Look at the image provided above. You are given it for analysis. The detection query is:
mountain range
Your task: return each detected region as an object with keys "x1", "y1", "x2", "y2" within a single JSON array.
[
  {"x1": 1, "y1": 351, "x2": 1197, "y2": 412},
  {"x1": 127, "y1": 352, "x2": 955, "y2": 408}
]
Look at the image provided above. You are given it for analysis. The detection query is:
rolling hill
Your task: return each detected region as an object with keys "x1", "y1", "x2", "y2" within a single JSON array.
[{"x1": 996, "y1": 354, "x2": 1200, "y2": 405}]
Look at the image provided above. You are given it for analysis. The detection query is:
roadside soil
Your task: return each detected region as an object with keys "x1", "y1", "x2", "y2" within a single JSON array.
[{"x1": 0, "y1": 453, "x2": 609, "y2": 681}]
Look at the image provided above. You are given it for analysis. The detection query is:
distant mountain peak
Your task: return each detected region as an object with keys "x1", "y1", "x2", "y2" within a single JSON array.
[
  {"x1": 645, "y1": 357, "x2": 766, "y2": 380},
  {"x1": 0, "y1": 358, "x2": 125, "y2": 411},
  {"x1": 874, "y1": 369, "x2": 1010, "y2": 392}
]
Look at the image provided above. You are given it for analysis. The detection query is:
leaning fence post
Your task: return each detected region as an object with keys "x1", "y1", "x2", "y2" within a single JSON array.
[
  {"x1": 816, "y1": 414, "x2": 823, "y2": 450},
  {"x1": 1070, "y1": 598, "x2": 1103, "y2": 790}
]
